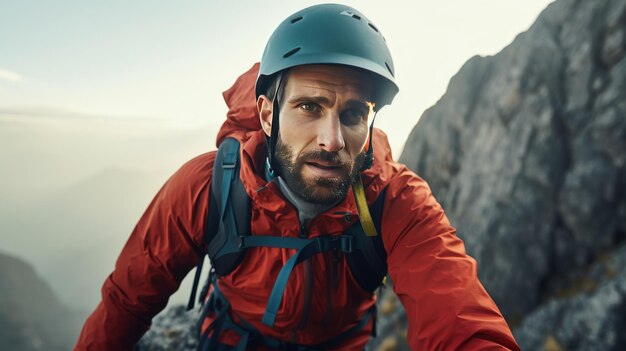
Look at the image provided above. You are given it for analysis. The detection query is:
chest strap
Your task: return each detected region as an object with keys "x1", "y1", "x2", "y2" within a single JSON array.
[{"x1": 239, "y1": 234, "x2": 354, "y2": 328}]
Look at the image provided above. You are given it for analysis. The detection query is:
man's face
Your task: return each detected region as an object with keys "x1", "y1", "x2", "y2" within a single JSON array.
[{"x1": 258, "y1": 65, "x2": 374, "y2": 205}]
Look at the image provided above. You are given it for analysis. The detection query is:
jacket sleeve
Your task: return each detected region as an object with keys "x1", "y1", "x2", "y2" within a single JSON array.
[
  {"x1": 74, "y1": 153, "x2": 214, "y2": 351},
  {"x1": 383, "y1": 167, "x2": 520, "y2": 350}
]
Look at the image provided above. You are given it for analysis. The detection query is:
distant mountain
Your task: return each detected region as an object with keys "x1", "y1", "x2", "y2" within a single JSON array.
[
  {"x1": 0, "y1": 251, "x2": 82, "y2": 351},
  {"x1": 0, "y1": 111, "x2": 214, "y2": 205},
  {"x1": 0, "y1": 111, "x2": 217, "y2": 311},
  {"x1": 1, "y1": 166, "x2": 172, "y2": 310}
]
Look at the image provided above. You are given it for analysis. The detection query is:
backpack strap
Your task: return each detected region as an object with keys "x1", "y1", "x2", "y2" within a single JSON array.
[
  {"x1": 353, "y1": 176, "x2": 378, "y2": 237},
  {"x1": 187, "y1": 138, "x2": 250, "y2": 310},
  {"x1": 206, "y1": 138, "x2": 251, "y2": 276},
  {"x1": 345, "y1": 184, "x2": 388, "y2": 293},
  {"x1": 238, "y1": 234, "x2": 355, "y2": 328}
]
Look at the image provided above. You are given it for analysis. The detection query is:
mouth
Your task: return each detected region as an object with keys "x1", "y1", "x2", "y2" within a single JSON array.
[
  {"x1": 307, "y1": 161, "x2": 341, "y2": 169},
  {"x1": 305, "y1": 161, "x2": 344, "y2": 177}
]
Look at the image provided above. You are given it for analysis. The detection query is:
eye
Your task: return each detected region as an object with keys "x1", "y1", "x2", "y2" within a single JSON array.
[
  {"x1": 298, "y1": 102, "x2": 319, "y2": 113},
  {"x1": 341, "y1": 108, "x2": 367, "y2": 126}
]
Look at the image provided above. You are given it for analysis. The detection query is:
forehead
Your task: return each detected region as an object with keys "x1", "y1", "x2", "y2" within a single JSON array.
[{"x1": 284, "y1": 65, "x2": 373, "y2": 100}]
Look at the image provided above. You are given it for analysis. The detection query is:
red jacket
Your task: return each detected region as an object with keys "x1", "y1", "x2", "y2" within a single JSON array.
[{"x1": 75, "y1": 63, "x2": 520, "y2": 350}]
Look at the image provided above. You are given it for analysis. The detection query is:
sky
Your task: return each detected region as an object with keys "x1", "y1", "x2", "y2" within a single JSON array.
[
  {"x1": 1, "y1": 1, "x2": 556, "y2": 156},
  {"x1": 0, "y1": 0, "x2": 557, "y2": 312}
]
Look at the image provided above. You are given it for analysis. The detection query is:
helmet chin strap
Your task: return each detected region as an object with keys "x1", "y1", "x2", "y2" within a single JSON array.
[
  {"x1": 266, "y1": 73, "x2": 284, "y2": 178},
  {"x1": 359, "y1": 111, "x2": 377, "y2": 172}
]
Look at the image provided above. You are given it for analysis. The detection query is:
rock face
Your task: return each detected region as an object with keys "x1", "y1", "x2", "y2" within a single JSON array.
[
  {"x1": 514, "y1": 243, "x2": 626, "y2": 350},
  {"x1": 136, "y1": 306, "x2": 199, "y2": 351},
  {"x1": 398, "y1": 0, "x2": 626, "y2": 349},
  {"x1": 0, "y1": 252, "x2": 82, "y2": 351},
  {"x1": 140, "y1": 0, "x2": 626, "y2": 349}
]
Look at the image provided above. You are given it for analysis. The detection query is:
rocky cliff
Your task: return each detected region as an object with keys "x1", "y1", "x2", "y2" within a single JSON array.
[
  {"x1": 397, "y1": 0, "x2": 626, "y2": 349},
  {"x1": 139, "y1": 0, "x2": 626, "y2": 349},
  {"x1": 0, "y1": 252, "x2": 83, "y2": 351}
]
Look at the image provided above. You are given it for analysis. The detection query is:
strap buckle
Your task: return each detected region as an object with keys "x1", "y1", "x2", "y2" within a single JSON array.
[
  {"x1": 237, "y1": 236, "x2": 246, "y2": 248},
  {"x1": 339, "y1": 235, "x2": 354, "y2": 253},
  {"x1": 313, "y1": 236, "x2": 353, "y2": 253},
  {"x1": 222, "y1": 157, "x2": 237, "y2": 169}
]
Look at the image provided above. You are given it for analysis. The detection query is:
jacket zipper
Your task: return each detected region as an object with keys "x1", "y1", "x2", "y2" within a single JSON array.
[{"x1": 291, "y1": 224, "x2": 313, "y2": 342}]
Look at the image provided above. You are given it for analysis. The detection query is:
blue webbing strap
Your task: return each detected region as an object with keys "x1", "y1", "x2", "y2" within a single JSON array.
[
  {"x1": 187, "y1": 139, "x2": 239, "y2": 311},
  {"x1": 220, "y1": 145, "x2": 238, "y2": 222},
  {"x1": 187, "y1": 257, "x2": 204, "y2": 310},
  {"x1": 234, "y1": 332, "x2": 249, "y2": 351},
  {"x1": 196, "y1": 299, "x2": 212, "y2": 342},
  {"x1": 198, "y1": 294, "x2": 229, "y2": 351},
  {"x1": 196, "y1": 299, "x2": 212, "y2": 350},
  {"x1": 199, "y1": 275, "x2": 253, "y2": 351},
  {"x1": 239, "y1": 235, "x2": 311, "y2": 250},
  {"x1": 212, "y1": 141, "x2": 241, "y2": 258},
  {"x1": 217, "y1": 204, "x2": 241, "y2": 257},
  {"x1": 262, "y1": 235, "x2": 354, "y2": 327}
]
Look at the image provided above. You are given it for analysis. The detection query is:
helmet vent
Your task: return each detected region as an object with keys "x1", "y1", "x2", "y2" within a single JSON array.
[
  {"x1": 368, "y1": 23, "x2": 379, "y2": 32},
  {"x1": 385, "y1": 62, "x2": 394, "y2": 76},
  {"x1": 340, "y1": 10, "x2": 361, "y2": 20},
  {"x1": 283, "y1": 47, "x2": 301, "y2": 58},
  {"x1": 290, "y1": 16, "x2": 303, "y2": 24}
]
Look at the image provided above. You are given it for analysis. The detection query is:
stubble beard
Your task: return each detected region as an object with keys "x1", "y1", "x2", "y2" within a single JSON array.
[{"x1": 274, "y1": 138, "x2": 366, "y2": 205}]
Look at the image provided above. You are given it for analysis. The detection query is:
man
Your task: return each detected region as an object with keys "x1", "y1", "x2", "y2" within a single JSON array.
[{"x1": 75, "y1": 4, "x2": 520, "y2": 350}]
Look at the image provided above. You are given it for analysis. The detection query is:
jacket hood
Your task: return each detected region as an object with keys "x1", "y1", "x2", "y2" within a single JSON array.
[{"x1": 216, "y1": 63, "x2": 262, "y2": 146}]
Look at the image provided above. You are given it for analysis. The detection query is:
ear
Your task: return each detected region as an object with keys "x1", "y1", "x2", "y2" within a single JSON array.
[{"x1": 257, "y1": 95, "x2": 273, "y2": 137}]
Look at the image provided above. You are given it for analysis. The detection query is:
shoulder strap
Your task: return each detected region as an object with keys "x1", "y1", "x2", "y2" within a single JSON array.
[
  {"x1": 345, "y1": 186, "x2": 388, "y2": 293},
  {"x1": 353, "y1": 177, "x2": 379, "y2": 237},
  {"x1": 187, "y1": 138, "x2": 251, "y2": 310},
  {"x1": 206, "y1": 138, "x2": 251, "y2": 276}
]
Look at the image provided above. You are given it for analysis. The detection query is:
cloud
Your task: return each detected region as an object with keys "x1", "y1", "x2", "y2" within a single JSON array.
[
  {"x1": 0, "y1": 67, "x2": 23, "y2": 83},
  {"x1": 0, "y1": 105, "x2": 162, "y2": 122}
]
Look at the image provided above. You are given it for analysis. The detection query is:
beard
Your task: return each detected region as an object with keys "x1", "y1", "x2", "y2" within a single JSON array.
[{"x1": 274, "y1": 138, "x2": 366, "y2": 205}]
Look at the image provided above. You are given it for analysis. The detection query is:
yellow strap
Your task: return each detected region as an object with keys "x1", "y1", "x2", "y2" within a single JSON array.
[{"x1": 352, "y1": 176, "x2": 378, "y2": 237}]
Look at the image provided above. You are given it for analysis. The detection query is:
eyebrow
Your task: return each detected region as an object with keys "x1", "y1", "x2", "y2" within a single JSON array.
[{"x1": 287, "y1": 95, "x2": 371, "y2": 110}]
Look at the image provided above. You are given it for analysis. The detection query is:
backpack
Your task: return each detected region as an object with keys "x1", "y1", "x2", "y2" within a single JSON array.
[{"x1": 187, "y1": 137, "x2": 388, "y2": 349}]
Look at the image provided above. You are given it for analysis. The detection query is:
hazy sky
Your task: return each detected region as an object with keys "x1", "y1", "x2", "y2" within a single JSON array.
[{"x1": 1, "y1": 0, "x2": 556, "y2": 156}]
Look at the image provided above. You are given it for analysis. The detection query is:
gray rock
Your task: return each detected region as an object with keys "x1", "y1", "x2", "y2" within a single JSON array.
[
  {"x1": 514, "y1": 243, "x2": 626, "y2": 351},
  {"x1": 400, "y1": 0, "x2": 626, "y2": 322},
  {"x1": 136, "y1": 305, "x2": 198, "y2": 351}
]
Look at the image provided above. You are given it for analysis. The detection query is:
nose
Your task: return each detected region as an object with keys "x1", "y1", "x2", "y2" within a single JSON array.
[{"x1": 317, "y1": 113, "x2": 345, "y2": 152}]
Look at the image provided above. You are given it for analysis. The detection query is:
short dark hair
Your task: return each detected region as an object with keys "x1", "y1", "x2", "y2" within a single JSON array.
[{"x1": 263, "y1": 71, "x2": 288, "y2": 106}]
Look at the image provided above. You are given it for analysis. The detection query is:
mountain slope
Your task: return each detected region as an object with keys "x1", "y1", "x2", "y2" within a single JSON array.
[{"x1": 0, "y1": 252, "x2": 82, "y2": 350}]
